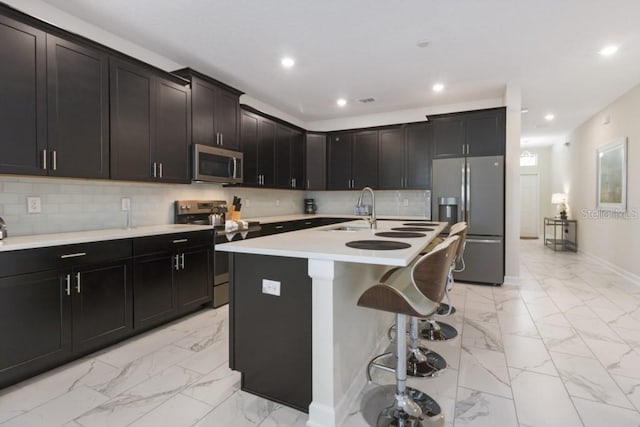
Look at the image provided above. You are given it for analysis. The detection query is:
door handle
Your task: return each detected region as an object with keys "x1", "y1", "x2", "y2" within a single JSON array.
[
  {"x1": 465, "y1": 239, "x2": 501, "y2": 244},
  {"x1": 42, "y1": 150, "x2": 48, "y2": 170},
  {"x1": 172, "y1": 238, "x2": 188, "y2": 243},
  {"x1": 216, "y1": 133, "x2": 220, "y2": 145},
  {"x1": 174, "y1": 254, "x2": 180, "y2": 271},
  {"x1": 52, "y1": 150, "x2": 57, "y2": 171},
  {"x1": 65, "y1": 274, "x2": 71, "y2": 296},
  {"x1": 221, "y1": 133, "x2": 224, "y2": 146},
  {"x1": 60, "y1": 252, "x2": 87, "y2": 259},
  {"x1": 180, "y1": 253, "x2": 185, "y2": 270},
  {"x1": 75, "y1": 272, "x2": 81, "y2": 293},
  {"x1": 159, "y1": 162, "x2": 163, "y2": 178},
  {"x1": 153, "y1": 162, "x2": 157, "y2": 178}
]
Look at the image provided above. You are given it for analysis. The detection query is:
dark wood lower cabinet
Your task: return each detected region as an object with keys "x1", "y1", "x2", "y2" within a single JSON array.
[
  {"x1": 230, "y1": 253, "x2": 312, "y2": 412},
  {"x1": 0, "y1": 230, "x2": 212, "y2": 389},
  {"x1": 0, "y1": 270, "x2": 71, "y2": 388}
]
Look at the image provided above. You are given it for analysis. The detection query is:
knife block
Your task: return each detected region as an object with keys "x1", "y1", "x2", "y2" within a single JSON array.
[{"x1": 229, "y1": 206, "x2": 241, "y2": 221}]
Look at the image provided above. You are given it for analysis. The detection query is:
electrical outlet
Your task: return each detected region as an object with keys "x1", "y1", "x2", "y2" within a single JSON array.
[
  {"x1": 262, "y1": 279, "x2": 281, "y2": 296},
  {"x1": 121, "y1": 197, "x2": 131, "y2": 211},
  {"x1": 403, "y1": 199, "x2": 409, "y2": 207},
  {"x1": 27, "y1": 196, "x2": 41, "y2": 213}
]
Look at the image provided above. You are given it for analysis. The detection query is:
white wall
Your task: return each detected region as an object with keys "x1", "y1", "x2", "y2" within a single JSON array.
[
  {"x1": 503, "y1": 85, "x2": 521, "y2": 283},
  {"x1": 551, "y1": 82, "x2": 640, "y2": 278}
]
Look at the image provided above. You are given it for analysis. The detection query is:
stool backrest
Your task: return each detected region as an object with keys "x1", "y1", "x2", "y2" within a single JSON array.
[
  {"x1": 448, "y1": 222, "x2": 468, "y2": 269},
  {"x1": 411, "y1": 235, "x2": 460, "y2": 303}
]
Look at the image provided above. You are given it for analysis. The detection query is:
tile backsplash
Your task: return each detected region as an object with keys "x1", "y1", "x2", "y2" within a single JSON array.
[{"x1": 0, "y1": 175, "x2": 431, "y2": 236}]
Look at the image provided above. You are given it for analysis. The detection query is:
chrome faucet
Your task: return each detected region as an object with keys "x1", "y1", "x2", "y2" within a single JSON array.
[{"x1": 356, "y1": 186, "x2": 377, "y2": 229}]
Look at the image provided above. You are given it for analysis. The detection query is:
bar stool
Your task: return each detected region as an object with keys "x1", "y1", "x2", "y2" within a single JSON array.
[
  {"x1": 420, "y1": 224, "x2": 467, "y2": 341},
  {"x1": 357, "y1": 237, "x2": 459, "y2": 426}
]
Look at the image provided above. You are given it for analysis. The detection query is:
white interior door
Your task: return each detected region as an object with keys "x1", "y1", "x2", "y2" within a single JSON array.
[{"x1": 520, "y1": 173, "x2": 540, "y2": 238}]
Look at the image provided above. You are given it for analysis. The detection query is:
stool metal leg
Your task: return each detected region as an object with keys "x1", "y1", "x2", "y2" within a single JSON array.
[
  {"x1": 421, "y1": 318, "x2": 458, "y2": 341},
  {"x1": 407, "y1": 317, "x2": 447, "y2": 377},
  {"x1": 393, "y1": 314, "x2": 422, "y2": 419}
]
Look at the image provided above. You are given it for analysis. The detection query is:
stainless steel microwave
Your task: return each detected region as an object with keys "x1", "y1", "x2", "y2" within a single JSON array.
[{"x1": 193, "y1": 144, "x2": 243, "y2": 183}]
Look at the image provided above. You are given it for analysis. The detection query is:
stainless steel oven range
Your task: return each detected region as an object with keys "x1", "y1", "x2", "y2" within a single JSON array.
[{"x1": 174, "y1": 200, "x2": 260, "y2": 307}]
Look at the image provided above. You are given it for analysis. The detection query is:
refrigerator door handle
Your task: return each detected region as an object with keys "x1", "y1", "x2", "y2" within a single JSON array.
[
  {"x1": 460, "y1": 161, "x2": 466, "y2": 221},
  {"x1": 466, "y1": 162, "x2": 471, "y2": 227},
  {"x1": 466, "y1": 238, "x2": 501, "y2": 244}
]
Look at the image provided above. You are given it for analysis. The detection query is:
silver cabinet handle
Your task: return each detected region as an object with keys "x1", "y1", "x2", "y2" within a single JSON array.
[
  {"x1": 52, "y1": 150, "x2": 57, "y2": 171},
  {"x1": 65, "y1": 274, "x2": 71, "y2": 296},
  {"x1": 180, "y1": 253, "x2": 185, "y2": 270},
  {"x1": 232, "y1": 157, "x2": 237, "y2": 179},
  {"x1": 216, "y1": 133, "x2": 220, "y2": 145},
  {"x1": 172, "y1": 238, "x2": 188, "y2": 243},
  {"x1": 153, "y1": 162, "x2": 157, "y2": 178},
  {"x1": 75, "y1": 272, "x2": 81, "y2": 293},
  {"x1": 42, "y1": 150, "x2": 47, "y2": 170},
  {"x1": 174, "y1": 254, "x2": 180, "y2": 271},
  {"x1": 274, "y1": 225, "x2": 284, "y2": 229},
  {"x1": 60, "y1": 252, "x2": 87, "y2": 259},
  {"x1": 307, "y1": 179, "x2": 310, "y2": 189},
  {"x1": 159, "y1": 163, "x2": 163, "y2": 178},
  {"x1": 220, "y1": 133, "x2": 224, "y2": 146}
]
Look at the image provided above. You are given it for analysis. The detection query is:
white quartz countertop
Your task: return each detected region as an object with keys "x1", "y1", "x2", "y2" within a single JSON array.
[
  {"x1": 244, "y1": 213, "x2": 430, "y2": 224},
  {"x1": 216, "y1": 219, "x2": 446, "y2": 267},
  {"x1": 0, "y1": 224, "x2": 213, "y2": 252}
]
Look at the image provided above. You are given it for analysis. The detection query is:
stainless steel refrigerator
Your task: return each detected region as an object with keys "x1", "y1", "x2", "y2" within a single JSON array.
[{"x1": 432, "y1": 156, "x2": 504, "y2": 285}]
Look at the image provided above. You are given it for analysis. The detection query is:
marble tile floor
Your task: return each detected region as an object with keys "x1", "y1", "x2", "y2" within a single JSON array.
[{"x1": 2, "y1": 239, "x2": 640, "y2": 426}]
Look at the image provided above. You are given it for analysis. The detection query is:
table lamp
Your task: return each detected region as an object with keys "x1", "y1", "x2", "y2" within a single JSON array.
[{"x1": 551, "y1": 193, "x2": 568, "y2": 219}]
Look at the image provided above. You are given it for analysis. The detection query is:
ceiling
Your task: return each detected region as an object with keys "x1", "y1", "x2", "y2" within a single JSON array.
[{"x1": 34, "y1": 0, "x2": 640, "y2": 145}]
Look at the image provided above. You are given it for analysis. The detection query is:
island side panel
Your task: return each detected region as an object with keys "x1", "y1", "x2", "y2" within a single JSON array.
[{"x1": 229, "y1": 252, "x2": 312, "y2": 412}]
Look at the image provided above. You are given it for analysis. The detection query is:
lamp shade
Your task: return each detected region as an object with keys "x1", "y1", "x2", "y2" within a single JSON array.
[{"x1": 551, "y1": 193, "x2": 567, "y2": 204}]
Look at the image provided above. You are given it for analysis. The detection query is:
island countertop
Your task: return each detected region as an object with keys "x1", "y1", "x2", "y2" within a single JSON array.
[{"x1": 216, "y1": 219, "x2": 446, "y2": 267}]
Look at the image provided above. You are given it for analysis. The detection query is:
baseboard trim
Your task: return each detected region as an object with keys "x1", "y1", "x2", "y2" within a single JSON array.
[
  {"x1": 578, "y1": 249, "x2": 640, "y2": 287},
  {"x1": 503, "y1": 275, "x2": 521, "y2": 286}
]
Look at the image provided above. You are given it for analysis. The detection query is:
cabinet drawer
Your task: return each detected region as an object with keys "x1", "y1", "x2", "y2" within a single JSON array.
[
  {"x1": 133, "y1": 230, "x2": 213, "y2": 257},
  {"x1": 0, "y1": 239, "x2": 132, "y2": 278}
]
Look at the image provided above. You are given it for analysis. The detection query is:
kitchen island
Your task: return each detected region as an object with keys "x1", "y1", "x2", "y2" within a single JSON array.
[{"x1": 216, "y1": 219, "x2": 445, "y2": 427}]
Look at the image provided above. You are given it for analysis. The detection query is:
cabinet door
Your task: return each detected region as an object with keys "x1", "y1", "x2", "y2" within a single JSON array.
[
  {"x1": 71, "y1": 260, "x2": 133, "y2": 353},
  {"x1": 432, "y1": 116, "x2": 465, "y2": 158},
  {"x1": 133, "y1": 255, "x2": 177, "y2": 330},
  {"x1": 0, "y1": 15, "x2": 47, "y2": 175},
  {"x1": 290, "y1": 129, "x2": 304, "y2": 189},
  {"x1": 110, "y1": 58, "x2": 153, "y2": 181},
  {"x1": 215, "y1": 88, "x2": 240, "y2": 150},
  {"x1": 405, "y1": 122, "x2": 433, "y2": 189},
  {"x1": 274, "y1": 124, "x2": 293, "y2": 188},
  {"x1": 0, "y1": 270, "x2": 71, "y2": 388},
  {"x1": 327, "y1": 133, "x2": 352, "y2": 190},
  {"x1": 240, "y1": 110, "x2": 259, "y2": 185},
  {"x1": 305, "y1": 133, "x2": 326, "y2": 190},
  {"x1": 47, "y1": 36, "x2": 109, "y2": 179},
  {"x1": 258, "y1": 117, "x2": 276, "y2": 186},
  {"x1": 466, "y1": 108, "x2": 506, "y2": 157},
  {"x1": 177, "y1": 247, "x2": 212, "y2": 312},
  {"x1": 352, "y1": 130, "x2": 378, "y2": 189},
  {"x1": 192, "y1": 78, "x2": 217, "y2": 146},
  {"x1": 378, "y1": 127, "x2": 405, "y2": 189},
  {"x1": 155, "y1": 78, "x2": 190, "y2": 183}
]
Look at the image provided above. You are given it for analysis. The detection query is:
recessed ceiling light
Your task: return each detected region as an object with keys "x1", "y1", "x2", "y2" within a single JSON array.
[
  {"x1": 281, "y1": 57, "x2": 295, "y2": 68},
  {"x1": 544, "y1": 113, "x2": 555, "y2": 121},
  {"x1": 598, "y1": 45, "x2": 619, "y2": 56},
  {"x1": 416, "y1": 39, "x2": 430, "y2": 48},
  {"x1": 432, "y1": 83, "x2": 445, "y2": 92},
  {"x1": 521, "y1": 108, "x2": 529, "y2": 114},
  {"x1": 336, "y1": 98, "x2": 347, "y2": 107}
]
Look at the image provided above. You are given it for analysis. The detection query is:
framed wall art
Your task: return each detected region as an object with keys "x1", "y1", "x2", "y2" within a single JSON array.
[{"x1": 597, "y1": 137, "x2": 627, "y2": 211}]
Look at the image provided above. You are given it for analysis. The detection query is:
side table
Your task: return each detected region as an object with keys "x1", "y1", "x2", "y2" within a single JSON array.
[{"x1": 544, "y1": 217, "x2": 577, "y2": 252}]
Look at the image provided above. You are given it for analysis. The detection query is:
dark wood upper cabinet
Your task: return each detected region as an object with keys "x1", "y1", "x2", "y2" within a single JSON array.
[
  {"x1": 0, "y1": 14, "x2": 47, "y2": 175},
  {"x1": 154, "y1": 79, "x2": 191, "y2": 183},
  {"x1": 327, "y1": 130, "x2": 378, "y2": 190},
  {"x1": 173, "y1": 69, "x2": 242, "y2": 150},
  {"x1": 379, "y1": 127, "x2": 405, "y2": 189},
  {"x1": 110, "y1": 57, "x2": 191, "y2": 183},
  {"x1": 275, "y1": 124, "x2": 304, "y2": 189},
  {"x1": 405, "y1": 122, "x2": 432, "y2": 188},
  {"x1": 305, "y1": 133, "x2": 326, "y2": 190},
  {"x1": 327, "y1": 132, "x2": 353, "y2": 190},
  {"x1": 47, "y1": 35, "x2": 109, "y2": 179},
  {"x1": 257, "y1": 118, "x2": 276, "y2": 187},
  {"x1": 240, "y1": 109, "x2": 260, "y2": 185},
  {"x1": 465, "y1": 108, "x2": 506, "y2": 157},
  {"x1": 290, "y1": 129, "x2": 304, "y2": 189},
  {"x1": 432, "y1": 116, "x2": 465, "y2": 158},
  {"x1": 432, "y1": 107, "x2": 505, "y2": 158},
  {"x1": 352, "y1": 130, "x2": 378, "y2": 189}
]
